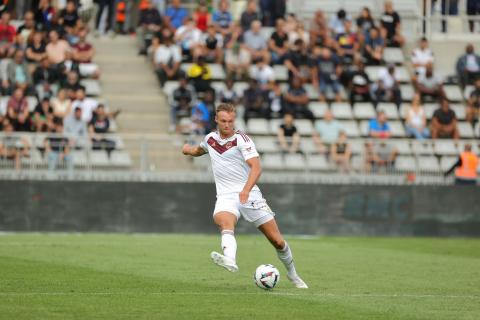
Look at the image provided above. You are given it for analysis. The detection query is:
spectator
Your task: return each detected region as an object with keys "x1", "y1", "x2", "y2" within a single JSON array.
[
  {"x1": 310, "y1": 10, "x2": 328, "y2": 47},
  {"x1": 71, "y1": 87, "x2": 98, "y2": 123},
  {"x1": 174, "y1": 17, "x2": 203, "y2": 59},
  {"x1": 334, "y1": 20, "x2": 359, "y2": 64},
  {"x1": 440, "y1": 0, "x2": 459, "y2": 33},
  {"x1": 415, "y1": 63, "x2": 445, "y2": 101},
  {"x1": 260, "y1": 0, "x2": 286, "y2": 27},
  {"x1": 89, "y1": 104, "x2": 115, "y2": 154},
  {"x1": 64, "y1": 106, "x2": 88, "y2": 148},
  {"x1": 212, "y1": 0, "x2": 233, "y2": 35},
  {"x1": 242, "y1": 20, "x2": 270, "y2": 64},
  {"x1": 284, "y1": 39, "x2": 311, "y2": 83},
  {"x1": 33, "y1": 57, "x2": 58, "y2": 100},
  {"x1": 249, "y1": 57, "x2": 275, "y2": 90},
  {"x1": 219, "y1": 78, "x2": 239, "y2": 106},
  {"x1": 6, "y1": 50, "x2": 32, "y2": 93},
  {"x1": 411, "y1": 37, "x2": 434, "y2": 77},
  {"x1": 94, "y1": 0, "x2": 114, "y2": 35},
  {"x1": 467, "y1": 0, "x2": 480, "y2": 32},
  {"x1": 193, "y1": 1, "x2": 210, "y2": 33},
  {"x1": 267, "y1": 81, "x2": 284, "y2": 118},
  {"x1": 71, "y1": 28, "x2": 100, "y2": 79},
  {"x1": 240, "y1": 0, "x2": 260, "y2": 31},
  {"x1": 191, "y1": 95, "x2": 211, "y2": 135},
  {"x1": 456, "y1": 44, "x2": 480, "y2": 89},
  {"x1": 154, "y1": 34, "x2": 182, "y2": 87},
  {"x1": 170, "y1": 76, "x2": 195, "y2": 132},
  {"x1": 331, "y1": 131, "x2": 351, "y2": 172},
  {"x1": 445, "y1": 143, "x2": 478, "y2": 185},
  {"x1": 165, "y1": 0, "x2": 188, "y2": 31},
  {"x1": 32, "y1": 97, "x2": 54, "y2": 132},
  {"x1": 243, "y1": 78, "x2": 269, "y2": 123},
  {"x1": 431, "y1": 99, "x2": 460, "y2": 139},
  {"x1": 349, "y1": 61, "x2": 372, "y2": 106},
  {"x1": 0, "y1": 119, "x2": 30, "y2": 170},
  {"x1": 372, "y1": 64, "x2": 402, "y2": 108},
  {"x1": 467, "y1": 78, "x2": 480, "y2": 124},
  {"x1": 288, "y1": 20, "x2": 310, "y2": 48},
  {"x1": 366, "y1": 141, "x2": 398, "y2": 171},
  {"x1": 137, "y1": 1, "x2": 162, "y2": 55},
  {"x1": 311, "y1": 46, "x2": 342, "y2": 102},
  {"x1": 25, "y1": 31, "x2": 47, "y2": 63},
  {"x1": 364, "y1": 27, "x2": 385, "y2": 65},
  {"x1": 269, "y1": 18, "x2": 289, "y2": 65},
  {"x1": 187, "y1": 56, "x2": 212, "y2": 93},
  {"x1": 277, "y1": 113, "x2": 300, "y2": 154},
  {"x1": 369, "y1": 111, "x2": 391, "y2": 139},
  {"x1": 380, "y1": 1, "x2": 405, "y2": 47},
  {"x1": 284, "y1": 77, "x2": 314, "y2": 121},
  {"x1": 62, "y1": 71, "x2": 82, "y2": 100},
  {"x1": 201, "y1": 24, "x2": 223, "y2": 64},
  {"x1": 17, "y1": 11, "x2": 36, "y2": 46},
  {"x1": 405, "y1": 92, "x2": 430, "y2": 139},
  {"x1": 44, "y1": 119, "x2": 73, "y2": 173},
  {"x1": 51, "y1": 88, "x2": 72, "y2": 119},
  {"x1": 224, "y1": 25, "x2": 251, "y2": 80},
  {"x1": 0, "y1": 12, "x2": 16, "y2": 58},
  {"x1": 35, "y1": 0, "x2": 56, "y2": 30},
  {"x1": 313, "y1": 110, "x2": 343, "y2": 153},
  {"x1": 356, "y1": 7, "x2": 376, "y2": 37},
  {"x1": 7, "y1": 88, "x2": 29, "y2": 124},
  {"x1": 58, "y1": 0, "x2": 79, "y2": 32},
  {"x1": 329, "y1": 9, "x2": 351, "y2": 35},
  {"x1": 46, "y1": 29, "x2": 71, "y2": 67}
]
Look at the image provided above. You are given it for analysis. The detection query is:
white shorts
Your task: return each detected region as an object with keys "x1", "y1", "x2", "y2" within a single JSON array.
[{"x1": 213, "y1": 190, "x2": 275, "y2": 227}]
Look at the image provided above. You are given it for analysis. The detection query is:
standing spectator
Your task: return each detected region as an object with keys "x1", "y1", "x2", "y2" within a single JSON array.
[
  {"x1": 311, "y1": 46, "x2": 342, "y2": 102},
  {"x1": 174, "y1": 17, "x2": 203, "y2": 59},
  {"x1": 261, "y1": 0, "x2": 286, "y2": 27},
  {"x1": 35, "y1": 0, "x2": 56, "y2": 30},
  {"x1": 313, "y1": 110, "x2": 343, "y2": 154},
  {"x1": 240, "y1": 0, "x2": 260, "y2": 31},
  {"x1": 51, "y1": 88, "x2": 72, "y2": 120},
  {"x1": 58, "y1": 0, "x2": 79, "y2": 32},
  {"x1": 154, "y1": 35, "x2": 182, "y2": 87},
  {"x1": 445, "y1": 143, "x2": 478, "y2": 185},
  {"x1": 440, "y1": 0, "x2": 459, "y2": 33},
  {"x1": 431, "y1": 99, "x2": 460, "y2": 139},
  {"x1": 94, "y1": 0, "x2": 114, "y2": 35},
  {"x1": 71, "y1": 28, "x2": 100, "y2": 79},
  {"x1": 201, "y1": 24, "x2": 223, "y2": 64},
  {"x1": 212, "y1": 0, "x2": 233, "y2": 35},
  {"x1": 456, "y1": 44, "x2": 480, "y2": 90},
  {"x1": 467, "y1": 0, "x2": 480, "y2": 32},
  {"x1": 363, "y1": 27, "x2": 385, "y2": 65},
  {"x1": 369, "y1": 111, "x2": 391, "y2": 138},
  {"x1": 310, "y1": 10, "x2": 328, "y2": 47},
  {"x1": 467, "y1": 78, "x2": 480, "y2": 124},
  {"x1": 335, "y1": 20, "x2": 359, "y2": 64},
  {"x1": 46, "y1": 29, "x2": 71, "y2": 67},
  {"x1": 170, "y1": 76, "x2": 195, "y2": 132},
  {"x1": 277, "y1": 113, "x2": 300, "y2": 154},
  {"x1": 193, "y1": 1, "x2": 210, "y2": 33},
  {"x1": 6, "y1": 50, "x2": 32, "y2": 93},
  {"x1": 137, "y1": 1, "x2": 162, "y2": 55},
  {"x1": 187, "y1": 56, "x2": 212, "y2": 94},
  {"x1": 165, "y1": 0, "x2": 188, "y2": 31},
  {"x1": 349, "y1": 61, "x2": 372, "y2": 106},
  {"x1": 269, "y1": 18, "x2": 289, "y2": 65},
  {"x1": 411, "y1": 37, "x2": 434, "y2": 77},
  {"x1": 44, "y1": 119, "x2": 73, "y2": 173},
  {"x1": 405, "y1": 92, "x2": 430, "y2": 139},
  {"x1": 284, "y1": 39, "x2": 311, "y2": 83},
  {"x1": 32, "y1": 97, "x2": 54, "y2": 132},
  {"x1": 380, "y1": 1, "x2": 405, "y2": 47},
  {"x1": 284, "y1": 77, "x2": 314, "y2": 121},
  {"x1": 243, "y1": 78, "x2": 269, "y2": 123},
  {"x1": 331, "y1": 131, "x2": 351, "y2": 172},
  {"x1": 372, "y1": 64, "x2": 402, "y2": 108},
  {"x1": 249, "y1": 57, "x2": 275, "y2": 90},
  {"x1": 415, "y1": 63, "x2": 445, "y2": 101},
  {"x1": 0, "y1": 12, "x2": 15, "y2": 58},
  {"x1": 89, "y1": 104, "x2": 115, "y2": 154},
  {"x1": 64, "y1": 106, "x2": 88, "y2": 148},
  {"x1": 26, "y1": 31, "x2": 47, "y2": 63},
  {"x1": 71, "y1": 87, "x2": 98, "y2": 123},
  {"x1": 242, "y1": 20, "x2": 270, "y2": 64}
]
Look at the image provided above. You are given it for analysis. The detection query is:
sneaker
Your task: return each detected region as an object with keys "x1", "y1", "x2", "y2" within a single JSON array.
[
  {"x1": 287, "y1": 274, "x2": 308, "y2": 289},
  {"x1": 210, "y1": 251, "x2": 238, "y2": 272}
]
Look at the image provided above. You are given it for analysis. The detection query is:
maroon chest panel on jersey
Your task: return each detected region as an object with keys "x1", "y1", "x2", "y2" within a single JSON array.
[{"x1": 207, "y1": 137, "x2": 237, "y2": 154}]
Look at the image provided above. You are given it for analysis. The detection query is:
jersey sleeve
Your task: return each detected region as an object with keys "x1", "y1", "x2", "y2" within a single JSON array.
[
  {"x1": 238, "y1": 133, "x2": 259, "y2": 161},
  {"x1": 199, "y1": 135, "x2": 209, "y2": 153}
]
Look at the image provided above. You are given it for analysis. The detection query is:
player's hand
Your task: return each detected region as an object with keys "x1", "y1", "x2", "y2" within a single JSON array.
[
  {"x1": 182, "y1": 144, "x2": 191, "y2": 156},
  {"x1": 239, "y1": 189, "x2": 249, "y2": 204}
]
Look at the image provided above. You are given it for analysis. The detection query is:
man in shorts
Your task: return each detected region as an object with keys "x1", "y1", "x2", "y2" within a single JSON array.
[{"x1": 182, "y1": 103, "x2": 308, "y2": 288}]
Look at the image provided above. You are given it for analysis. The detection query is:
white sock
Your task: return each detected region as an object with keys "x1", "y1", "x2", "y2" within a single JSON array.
[
  {"x1": 276, "y1": 242, "x2": 297, "y2": 278},
  {"x1": 221, "y1": 230, "x2": 237, "y2": 262}
]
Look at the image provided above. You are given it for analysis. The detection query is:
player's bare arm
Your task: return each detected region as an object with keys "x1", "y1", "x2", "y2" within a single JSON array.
[
  {"x1": 182, "y1": 144, "x2": 207, "y2": 157},
  {"x1": 239, "y1": 157, "x2": 262, "y2": 204}
]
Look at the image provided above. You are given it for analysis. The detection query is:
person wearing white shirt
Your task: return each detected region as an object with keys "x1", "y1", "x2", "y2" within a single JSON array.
[
  {"x1": 372, "y1": 64, "x2": 402, "y2": 108},
  {"x1": 415, "y1": 63, "x2": 445, "y2": 101},
  {"x1": 154, "y1": 35, "x2": 183, "y2": 86},
  {"x1": 249, "y1": 58, "x2": 275, "y2": 90},
  {"x1": 71, "y1": 87, "x2": 98, "y2": 123},
  {"x1": 411, "y1": 37, "x2": 434, "y2": 77},
  {"x1": 174, "y1": 17, "x2": 202, "y2": 55}
]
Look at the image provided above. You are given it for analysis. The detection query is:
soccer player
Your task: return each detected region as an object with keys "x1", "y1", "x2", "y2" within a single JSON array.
[{"x1": 182, "y1": 103, "x2": 308, "y2": 289}]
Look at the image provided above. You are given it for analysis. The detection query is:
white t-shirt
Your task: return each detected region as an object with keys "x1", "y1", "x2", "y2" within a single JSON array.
[
  {"x1": 200, "y1": 130, "x2": 260, "y2": 196},
  {"x1": 71, "y1": 98, "x2": 98, "y2": 123},
  {"x1": 378, "y1": 68, "x2": 397, "y2": 89},
  {"x1": 466, "y1": 54, "x2": 480, "y2": 72},
  {"x1": 154, "y1": 45, "x2": 181, "y2": 65},
  {"x1": 249, "y1": 64, "x2": 275, "y2": 85},
  {"x1": 408, "y1": 107, "x2": 425, "y2": 128},
  {"x1": 175, "y1": 25, "x2": 202, "y2": 49},
  {"x1": 411, "y1": 48, "x2": 434, "y2": 75}
]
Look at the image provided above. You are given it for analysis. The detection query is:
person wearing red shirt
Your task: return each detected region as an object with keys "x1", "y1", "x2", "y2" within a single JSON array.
[{"x1": 0, "y1": 12, "x2": 16, "y2": 57}]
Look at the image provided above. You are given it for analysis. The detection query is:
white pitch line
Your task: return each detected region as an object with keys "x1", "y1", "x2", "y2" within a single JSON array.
[{"x1": 0, "y1": 292, "x2": 479, "y2": 299}]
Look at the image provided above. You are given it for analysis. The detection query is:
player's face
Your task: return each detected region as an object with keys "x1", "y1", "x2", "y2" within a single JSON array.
[{"x1": 216, "y1": 111, "x2": 236, "y2": 137}]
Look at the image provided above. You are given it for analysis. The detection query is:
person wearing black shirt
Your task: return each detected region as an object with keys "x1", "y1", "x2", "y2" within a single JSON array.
[
  {"x1": 349, "y1": 62, "x2": 372, "y2": 106},
  {"x1": 431, "y1": 99, "x2": 460, "y2": 139},
  {"x1": 45, "y1": 120, "x2": 74, "y2": 172},
  {"x1": 243, "y1": 78, "x2": 269, "y2": 123},
  {"x1": 284, "y1": 39, "x2": 311, "y2": 83},
  {"x1": 277, "y1": 113, "x2": 300, "y2": 154},
  {"x1": 203, "y1": 25, "x2": 223, "y2": 63},
  {"x1": 58, "y1": 0, "x2": 79, "y2": 30},
  {"x1": 268, "y1": 18, "x2": 289, "y2": 65},
  {"x1": 284, "y1": 77, "x2": 314, "y2": 121},
  {"x1": 467, "y1": 78, "x2": 480, "y2": 124},
  {"x1": 171, "y1": 77, "x2": 195, "y2": 131},
  {"x1": 380, "y1": 1, "x2": 405, "y2": 47},
  {"x1": 240, "y1": 0, "x2": 260, "y2": 31},
  {"x1": 32, "y1": 97, "x2": 54, "y2": 132},
  {"x1": 89, "y1": 104, "x2": 115, "y2": 154}
]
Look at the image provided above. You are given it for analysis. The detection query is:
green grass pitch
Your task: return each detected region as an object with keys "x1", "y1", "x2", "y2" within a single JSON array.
[{"x1": 1, "y1": 234, "x2": 479, "y2": 320}]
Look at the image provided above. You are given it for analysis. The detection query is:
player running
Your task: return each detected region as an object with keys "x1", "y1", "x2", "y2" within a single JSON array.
[{"x1": 182, "y1": 103, "x2": 308, "y2": 289}]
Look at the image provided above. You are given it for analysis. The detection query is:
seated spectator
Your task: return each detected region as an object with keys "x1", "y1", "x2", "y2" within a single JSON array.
[
  {"x1": 456, "y1": 44, "x2": 480, "y2": 89},
  {"x1": 349, "y1": 61, "x2": 372, "y2": 106},
  {"x1": 431, "y1": 99, "x2": 460, "y2": 139},
  {"x1": 58, "y1": 0, "x2": 79, "y2": 33},
  {"x1": 212, "y1": 0, "x2": 233, "y2": 35},
  {"x1": 240, "y1": 0, "x2": 260, "y2": 31},
  {"x1": 137, "y1": 2, "x2": 162, "y2": 55},
  {"x1": 0, "y1": 12, "x2": 16, "y2": 58},
  {"x1": 26, "y1": 31, "x2": 47, "y2": 63},
  {"x1": 6, "y1": 50, "x2": 32, "y2": 93},
  {"x1": 467, "y1": 78, "x2": 480, "y2": 124},
  {"x1": 411, "y1": 37, "x2": 434, "y2": 77},
  {"x1": 17, "y1": 11, "x2": 36, "y2": 46},
  {"x1": 329, "y1": 9, "x2": 351, "y2": 36},
  {"x1": 174, "y1": 17, "x2": 202, "y2": 60},
  {"x1": 187, "y1": 56, "x2": 212, "y2": 93},
  {"x1": 243, "y1": 78, "x2": 269, "y2": 123},
  {"x1": 46, "y1": 29, "x2": 71, "y2": 68},
  {"x1": 32, "y1": 97, "x2": 54, "y2": 132},
  {"x1": 288, "y1": 20, "x2": 310, "y2": 48},
  {"x1": 277, "y1": 113, "x2": 300, "y2": 154},
  {"x1": 6, "y1": 88, "x2": 29, "y2": 124},
  {"x1": 380, "y1": 1, "x2": 405, "y2": 47},
  {"x1": 62, "y1": 71, "x2": 82, "y2": 100},
  {"x1": 170, "y1": 76, "x2": 195, "y2": 132},
  {"x1": 242, "y1": 20, "x2": 270, "y2": 64},
  {"x1": 356, "y1": 7, "x2": 376, "y2": 38},
  {"x1": 64, "y1": 106, "x2": 88, "y2": 148},
  {"x1": 193, "y1": 1, "x2": 211, "y2": 33},
  {"x1": 405, "y1": 92, "x2": 429, "y2": 139},
  {"x1": 310, "y1": 10, "x2": 328, "y2": 47},
  {"x1": 224, "y1": 23, "x2": 251, "y2": 80},
  {"x1": 334, "y1": 20, "x2": 359, "y2": 64},
  {"x1": 33, "y1": 57, "x2": 59, "y2": 100},
  {"x1": 284, "y1": 39, "x2": 311, "y2": 83},
  {"x1": 269, "y1": 18, "x2": 289, "y2": 65},
  {"x1": 201, "y1": 24, "x2": 223, "y2": 64},
  {"x1": 369, "y1": 111, "x2": 391, "y2": 138},
  {"x1": 70, "y1": 28, "x2": 100, "y2": 79},
  {"x1": 311, "y1": 46, "x2": 342, "y2": 102},
  {"x1": 284, "y1": 77, "x2": 314, "y2": 121},
  {"x1": 89, "y1": 104, "x2": 115, "y2": 154},
  {"x1": 154, "y1": 35, "x2": 182, "y2": 87},
  {"x1": 267, "y1": 81, "x2": 285, "y2": 118},
  {"x1": 249, "y1": 57, "x2": 275, "y2": 90},
  {"x1": 366, "y1": 141, "x2": 398, "y2": 171},
  {"x1": 71, "y1": 87, "x2": 98, "y2": 123},
  {"x1": 165, "y1": 0, "x2": 188, "y2": 31},
  {"x1": 313, "y1": 110, "x2": 343, "y2": 153},
  {"x1": 35, "y1": 0, "x2": 56, "y2": 30},
  {"x1": 219, "y1": 78, "x2": 240, "y2": 106},
  {"x1": 372, "y1": 64, "x2": 402, "y2": 108},
  {"x1": 191, "y1": 96, "x2": 211, "y2": 135},
  {"x1": 364, "y1": 27, "x2": 385, "y2": 65},
  {"x1": 331, "y1": 131, "x2": 351, "y2": 172},
  {"x1": 52, "y1": 88, "x2": 72, "y2": 119},
  {"x1": 0, "y1": 119, "x2": 30, "y2": 170},
  {"x1": 44, "y1": 119, "x2": 73, "y2": 172},
  {"x1": 415, "y1": 63, "x2": 445, "y2": 101}
]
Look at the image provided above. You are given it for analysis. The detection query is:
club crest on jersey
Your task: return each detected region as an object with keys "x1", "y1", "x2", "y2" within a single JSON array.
[{"x1": 208, "y1": 137, "x2": 237, "y2": 154}]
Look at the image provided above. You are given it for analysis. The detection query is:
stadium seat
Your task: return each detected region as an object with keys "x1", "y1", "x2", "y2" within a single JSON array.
[
  {"x1": 262, "y1": 153, "x2": 284, "y2": 170},
  {"x1": 444, "y1": 85, "x2": 463, "y2": 102},
  {"x1": 110, "y1": 136, "x2": 125, "y2": 150},
  {"x1": 284, "y1": 153, "x2": 306, "y2": 170},
  {"x1": 399, "y1": 103, "x2": 409, "y2": 119},
  {"x1": 260, "y1": 27, "x2": 275, "y2": 40},
  {"x1": 269, "y1": 118, "x2": 283, "y2": 135},
  {"x1": 0, "y1": 97, "x2": 8, "y2": 115},
  {"x1": 417, "y1": 156, "x2": 440, "y2": 172},
  {"x1": 89, "y1": 151, "x2": 110, "y2": 167},
  {"x1": 366, "y1": 66, "x2": 410, "y2": 83},
  {"x1": 309, "y1": 102, "x2": 328, "y2": 118},
  {"x1": 338, "y1": 120, "x2": 360, "y2": 137},
  {"x1": 450, "y1": 104, "x2": 466, "y2": 120},
  {"x1": 350, "y1": 154, "x2": 364, "y2": 170},
  {"x1": 377, "y1": 103, "x2": 399, "y2": 119},
  {"x1": 233, "y1": 82, "x2": 249, "y2": 97},
  {"x1": 331, "y1": 102, "x2": 354, "y2": 119},
  {"x1": 349, "y1": 139, "x2": 365, "y2": 154},
  {"x1": 193, "y1": 155, "x2": 210, "y2": 169},
  {"x1": 440, "y1": 156, "x2": 458, "y2": 171},
  {"x1": 464, "y1": 85, "x2": 474, "y2": 100},
  {"x1": 255, "y1": 137, "x2": 279, "y2": 153},
  {"x1": 273, "y1": 65, "x2": 288, "y2": 82},
  {"x1": 235, "y1": 118, "x2": 246, "y2": 132},
  {"x1": 392, "y1": 140, "x2": 412, "y2": 154},
  {"x1": 389, "y1": 121, "x2": 406, "y2": 137},
  {"x1": 26, "y1": 97, "x2": 38, "y2": 112},
  {"x1": 295, "y1": 119, "x2": 314, "y2": 135},
  {"x1": 306, "y1": 154, "x2": 330, "y2": 171},
  {"x1": 247, "y1": 119, "x2": 270, "y2": 135},
  {"x1": 359, "y1": 120, "x2": 370, "y2": 137},
  {"x1": 80, "y1": 79, "x2": 102, "y2": 97},
  {"x1": 433, "y1": 140, "x2": 459, "y2": 156},
  {"x1": 475, "y1": 122, "x2": 480, "y2": 138},
  {"x1": 300, "y1": 138, "x2": 317, "y2": 154},
  {"x1": 400, "y1": 84, "x2": 415, "y2": 101},
  {"x1": 395, "y1": 156, "x2": 417, "y2": 171},
  {"x1": 304, "y1": 84, "x2": 320, "y2": 100},
  {"x1": 353, "y1": 102, "x2": 376, "y2": 119},
  {"x1": 163, "y1": 81, "x2": 179, "y2": 97},
  {"x1": 411, "y1": 140, "x2": 434, "y2": 155},
  {"x1": 209, "y1": 64, "x2": 226, "y2": 80},
  {"x1": 458, "y1": 122, "x2": 475, "y2": 138},
  {"x1": 110, "y1": 151, "x2": 133, "y2": 167},
  {"x1": 423, "y1": 103, "x2": 438, "y2": 119},
  {"x1": 73, "y1": 150, "x2": 88, "y2": 167},
  {"x1": 383, "y1": 47, "x2": 405, "y2": 64}
]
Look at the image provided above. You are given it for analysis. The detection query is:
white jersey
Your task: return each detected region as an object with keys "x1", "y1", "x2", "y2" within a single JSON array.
[{"x1": 200, "y1": 131, "x2": 261, "y2": 196}]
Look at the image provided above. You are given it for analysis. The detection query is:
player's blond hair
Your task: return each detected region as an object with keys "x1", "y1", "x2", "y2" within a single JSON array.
[{"x1": 216, "y1": 103, "x2": 236, "y2": 114}]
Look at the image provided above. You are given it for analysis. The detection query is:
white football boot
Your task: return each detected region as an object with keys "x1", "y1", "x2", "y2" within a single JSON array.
[
  {"x1": 210, "y1": 251, "x2": 239, "y2": 272},
  {"x1": 287, "y1": 274, "x2": 309, "y2": 289}
]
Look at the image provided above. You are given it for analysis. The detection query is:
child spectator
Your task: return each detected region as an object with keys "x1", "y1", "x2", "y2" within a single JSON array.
[
  {"x1": 193, "y1": 1, "x2": 211, "y2": 33},
  {"x1": 277, "y1": 113, "x2": 300, "y2": 154},
  {"x1": 331, "y1": 131, "x2": 351, "y2": 172}
]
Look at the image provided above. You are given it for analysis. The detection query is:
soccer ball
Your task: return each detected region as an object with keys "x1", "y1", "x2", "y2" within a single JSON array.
[{"x1": 254, "y1": 264, "x2": 280, "y2": 290}]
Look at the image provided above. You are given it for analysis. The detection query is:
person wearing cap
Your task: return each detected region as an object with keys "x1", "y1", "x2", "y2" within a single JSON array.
[{"x1": 445, "y1": 144, "x2": 479, "y2": 185}]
